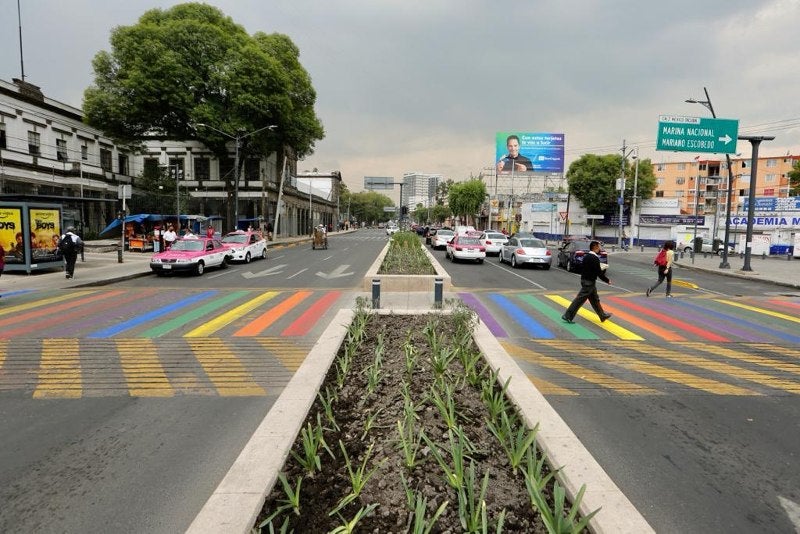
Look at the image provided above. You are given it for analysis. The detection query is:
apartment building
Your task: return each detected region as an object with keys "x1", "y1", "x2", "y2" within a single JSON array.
[{"x1": 652, "y1": 155, "x2": 797, "y2": 216}]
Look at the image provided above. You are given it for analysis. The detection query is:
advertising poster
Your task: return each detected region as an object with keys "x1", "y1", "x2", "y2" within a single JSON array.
[
  {"x1": 495, "y1": 132, "x2": 565, "y2": 174},
  {"x1": 0, "y1": 207, "x2": 24, "y2": 264},
  {"x1": 29, "y1": 207, "x2": 62, "y2": 261}
]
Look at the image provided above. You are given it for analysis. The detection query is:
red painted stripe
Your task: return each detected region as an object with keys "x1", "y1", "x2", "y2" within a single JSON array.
[
  {"x1": 601, "y1": 303, "x2": 688, "y2": 341},
  {"x1": 767, "y1": 299, "x2": 800, "y2": 311},
  {"x1": 0, "y1": 289, "x2": 157, "y2": 338},
  {"x1": 281, "y1": 291, "x2": 341, "y2": 336},
  {"x1": 606, "y1": 296, "x2": 729, "y2": 342}
]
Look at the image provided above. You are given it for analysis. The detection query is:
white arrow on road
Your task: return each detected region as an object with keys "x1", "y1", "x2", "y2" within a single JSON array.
[
  {"x1": 316, "y1": 265, "x2": 354, "y2": 279},
  {"x1": 719, "y1": 134, "x2": 733, "y2": 144},
  {"x1": 241, "y1": 264, "x2": 287, "y2": 279},
  {"x1": 779, "y1": 496, "x2": 800, "y2": 532}
]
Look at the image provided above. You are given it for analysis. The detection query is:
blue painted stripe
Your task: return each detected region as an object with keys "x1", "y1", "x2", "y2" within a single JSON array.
[
  {"x1": 458, "y1": 292, "x2": 508, "y2": 337},
  {"x1": 88, "y1": 291, "x2": 218, "y2": 338},
  {"x1": 671, "y1": 299, "x2": 800, "y2": 344},
  {"x1": 489, "y1": 293, "x2": 554, "y2": 339}
]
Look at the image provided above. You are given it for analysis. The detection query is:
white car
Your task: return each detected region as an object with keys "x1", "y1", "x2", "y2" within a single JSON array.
[
  {"x1": 431, "y1": 229, "x2": 455, "y2": 249},
  {"x1": 445, "y1": 235, "x2": 486, "y2": 263},
  {"x1": 220, "y1": 230, "x2": 267, "y2": 263},
  {"x1": 479, "y1": 231, "x2": 508, "y2": 256},
  {"x1": 386, "y1": 225, "x2": 399, "y2": 235}
]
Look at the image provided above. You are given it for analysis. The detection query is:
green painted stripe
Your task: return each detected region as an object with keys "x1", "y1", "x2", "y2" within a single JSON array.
[
  {"x1": 139, "y1": 291, "x2": 252, "y2": 337},
  {"x1": 518, "y1": 294, "x2": 598, "y2": 340}
]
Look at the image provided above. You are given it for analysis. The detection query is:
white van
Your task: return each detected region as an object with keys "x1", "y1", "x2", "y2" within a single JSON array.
[{"x1": 454, "y1": 225, "x2": 476, "y2": 236}]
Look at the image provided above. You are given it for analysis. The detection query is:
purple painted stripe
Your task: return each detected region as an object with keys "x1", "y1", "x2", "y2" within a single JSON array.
[
  {"x1": 645, "y1": 299, "x2": 770, "y2": 343},
  {"x1": 458, "y1": 292, "x2": 507, "y2": 337}
]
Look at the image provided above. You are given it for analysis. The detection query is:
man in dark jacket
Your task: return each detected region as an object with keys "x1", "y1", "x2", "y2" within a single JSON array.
[
  {"x1": 562, "y1": 240, "x2": 613, "y2": 323},
  {"x1": 60, "y1": 227, "x2": 83, "y2": 279}
]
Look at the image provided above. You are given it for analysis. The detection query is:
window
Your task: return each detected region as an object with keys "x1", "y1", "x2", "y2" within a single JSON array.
[
  {"x1": 764, "y1": 188, "x2": 775, "y2": 196},
  {"x1": 28, "y1": 131, "x2": 41, "y2": 155},
  {"x1": 766, "y1": 159, "x2": 777, "y2": 167},
  {"x1": 0, "y1": 123, "x2": 6, "y2": 149},
  {"x1": 81, "y1": 143, "x2": 88, "y2": 160},
  {"x1": 56, "y1": 138, "x2": 68, "y2": 161},
  {"x1": 676, "y1": 177, "x2": 685, "y2": 185},
  {"x1": 100, "y1": 148, "x2": 112, "y2": 171},
  {"x1": 657, "y1": 164, "x2": 665, "y2": 172},
  {"x1": 675, "y1": 190, "x2": 684, "y2": 197},
  {"x1": 765, "y1": 174, "x2": 775, "y2": 183},
  {"x1": 118, "y1": 154, "x2": 129, "y2": 175},
  {"x1": 219, "y1": 158, "x2": 235, "y2": 181},
  {"x1": 677, "y1": 163, "x2": 686, "y2": 170},
  {"x1": 143, "y1": 157, "x2": 159, "y2": 176},
  {"x1": 699, "y1": 163, "x2": 707, "y2": 171},
  {"x1": 655, "y1": 191, "x2": 664, "y2": 197},
  {"x1": 656, "y1": 178, "x2": 664, "y2": 186},
  {"x1": 194, "y1": 157, "x2": 210, "y2": 181},
  {"x1": 245, "y1": 159, "x2": 260, "y2": 181}
]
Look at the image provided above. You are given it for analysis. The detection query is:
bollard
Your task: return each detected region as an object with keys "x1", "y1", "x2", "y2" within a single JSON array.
[
  {"x1": 703, "y1": 252, "x2": 708, "y2": 259},
  {"x1": 611, "y1": 245, "x2": 615, "y2": 252},
  {"x1": 118, "y1": 248, "x2": 123, "y2": 263},
  {"x1": 434, "y1": 277, "x2": 443, "y2": 309},
  {"x1": 371, "y1": 278, "x2": 380, "y2": 309},
  {"x1": 640, "y1": 244, "x2": 645, "y2": 252},
  {"x1": 788, "y1": 251, "x2": 792, "y2": 261},
  {"x1": 762, "y1": 252, "x2": 766, "y2": 260},
  {"x1": 679, "y1": 250, "x2": 684, "y2": 259}
]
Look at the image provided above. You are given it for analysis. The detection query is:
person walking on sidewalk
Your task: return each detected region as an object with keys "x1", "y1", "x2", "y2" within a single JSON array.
[
  {"x1": 646, "y1": 240, "x2": 675, "y2": 298},
  {"x1": 562, "y1": 240, "x2": 613, "y2": 323},
  {"x1": 59, "y1": 227, "x2": 83, "y2": 279}
]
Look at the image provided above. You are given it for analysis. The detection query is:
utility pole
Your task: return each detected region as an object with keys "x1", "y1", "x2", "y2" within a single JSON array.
[
  {"x1": 740, "y1": 135, "x2": 775, "y2": 271},
  {"x1": 618, "y1": 140, "x2": 627, "y2": 249}
]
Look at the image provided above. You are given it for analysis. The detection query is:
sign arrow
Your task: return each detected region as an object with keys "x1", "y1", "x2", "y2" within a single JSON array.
[
  {"x1": 241, "y1": 264, "x2": 287, "y2": 279},
  {"x1": 719, "y1": 134, "x2": 732, "y2": 144},
  {"x1": 779, "y1": 496, "x2": 800, "y2": 532},
  {"x1": 316, "y1": 265, "x2": 354, "y2": 279}
]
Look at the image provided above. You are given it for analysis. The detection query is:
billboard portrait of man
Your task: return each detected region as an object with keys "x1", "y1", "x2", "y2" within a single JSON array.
[
  {"x1": 495, "y1": 132, "x2": 565, "y2": 174},
  {"x1": 496, "y1": 134, "x2": 533, "y2": 174}
]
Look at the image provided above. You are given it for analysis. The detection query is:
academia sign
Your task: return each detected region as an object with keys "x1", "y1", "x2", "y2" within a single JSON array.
[{"x1": 656, "y1": 115, "x2": 739, "y2": 154}]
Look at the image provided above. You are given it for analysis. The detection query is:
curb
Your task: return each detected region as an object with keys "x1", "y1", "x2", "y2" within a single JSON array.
[{"x1": 673, "y1": 260, "x2": 800, "y2": 289}]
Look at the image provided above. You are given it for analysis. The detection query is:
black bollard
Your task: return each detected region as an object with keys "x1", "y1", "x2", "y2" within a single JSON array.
[
  {"x1": 372, "y1": 278, "x2": 380, "y2": 309},
  {"x1": 434, "y1": 277, "x2": 443, "y2": 309}
]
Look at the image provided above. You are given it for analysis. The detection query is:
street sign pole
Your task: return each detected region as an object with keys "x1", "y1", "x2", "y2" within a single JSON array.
[{"x1": 656, "y1": 115, "x2": 739, "y2": 154}]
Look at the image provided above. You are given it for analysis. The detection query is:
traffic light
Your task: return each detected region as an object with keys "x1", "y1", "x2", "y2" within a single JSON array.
[
  {"x1": 401, "y1": 206, "x2": 408, "y2": 216},
  {"x1": 515, "y1": 213, "x2": 522, "y2": 222}
]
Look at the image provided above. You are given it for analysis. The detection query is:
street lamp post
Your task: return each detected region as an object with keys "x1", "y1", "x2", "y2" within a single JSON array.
[
  {"x1": 630, "y1": 147, "x2": 639, "y2": 250},
  {"x1": 739, "y1": 135, "x2": 775, "y2": 271},
  {"x1": 685, "y1": 87, "x2": 737, "y2": 268},
  {"x1": 619, "y1": 140, "x2": 636, "y2": 249},
  {"x1": 195, "y1": 123, "x2": 276, "y2": 231}
]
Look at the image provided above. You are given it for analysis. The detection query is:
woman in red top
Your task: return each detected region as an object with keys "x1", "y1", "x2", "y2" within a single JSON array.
[{"x1": 205, "y1": 225, "x2": 215, "y2": 238}]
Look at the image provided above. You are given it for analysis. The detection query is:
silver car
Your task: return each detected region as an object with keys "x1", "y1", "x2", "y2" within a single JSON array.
[
  {"x1": 431, "y1": 229, "x2": 455, "y2": 249},
  {"x1": 499, "y1": 236, "x2": 552, "y2": 269},
  {"x1": 479, "y1": 231, "x2": 508, "y2": 256}
]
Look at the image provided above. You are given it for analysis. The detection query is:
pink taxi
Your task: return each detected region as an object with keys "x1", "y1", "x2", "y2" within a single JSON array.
[{"x1": 149, "y1": 236, "x2": 230, "y2": 276}]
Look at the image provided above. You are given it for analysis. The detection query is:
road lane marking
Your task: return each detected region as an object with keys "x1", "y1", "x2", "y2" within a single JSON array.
[
  {"x1": 501, "y1": 341, "x2": 658, "y2": 394},
  {"x1": 234, "y1": 291, "x2": 312, "y2": 336},
  {"x1": 546, "y1": 295, "x2": 643, "y2": 340},
  {"x1": 140, "y1": 291, "x2": 250, "y2": 337},
  {"x1": 485, "y1": 259, "x2": 546, "y2": 289},
  {"x1": 745, "y1": 343, "x2": 800, "y2": 361},
  {"x1": 458, "y1": 293, "x2": 508, "y2": 337},
  {"x1": 187, "y1": 339, "x2": 265, "y2": 396},
  {"x1": 527, "y1": 374, "x2": 579, "y2": 396},
  {"x1": 490, "y1": 294, "x2": 554, "y2": 338},
  {"x1": 606, "y1": 296, "x2": 729, "y2": 342},
  {"x1": 542, "y1": 339, "x2": 756, "y2": 395},
  {"x1": 516, "y1": 294, "x2": 597, "y2": 339},
  {"x1": 184, "y1": 291, "x2": 279, "y2": 337},
  {"x1": 282, "y1": 291, "x2": 341, "y2": 336},
  {"x1": 256, "y1": 338, "x2": 308, "y2": 371},
  {"x1": 286, "y1": 268, "x2": 308, "y2": 279},
  {"x1": 673, "y1": 299, "x2": 800, "y2": 343},
  {"x1": 34, "y1": 339, "x2": 82, "y2": 398},
  {"x1": 116, "y1": 339, "x2": 174, "y2": 397}
]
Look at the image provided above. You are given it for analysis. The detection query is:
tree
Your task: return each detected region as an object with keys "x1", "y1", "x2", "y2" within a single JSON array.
[
  {"x1": 566, "y1": 154, "x2": 656, "y2": 215},
  {"x1": 789, "y1": 160, "x2": 800, "y2": 197},
  {"x1": 346, "y1": 191, "x2": 394, "y2": 225},
  {"x1": 435, "y1": 178, "x2": 454, "y2": 205},
  {"x1": 82, "y1": 3, "x2": 324, "y2": 227},
  {"x1": 448, "y1": 180, "x2": 487, "y2": 226},
  {"x1": 430, "y1": 205, "x2": 452, "y2": 225}
]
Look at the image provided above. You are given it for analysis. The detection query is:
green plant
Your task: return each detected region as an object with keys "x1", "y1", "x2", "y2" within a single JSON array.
[
  {"x1": 317, "y1": 386, "x2": 339, "y2": 432},
  {"x1": 481, "y1": 371, "x2": 512, "y2": 425},
  {"x1": 290, "y1": 415, "x2": 333, "y2": 476},
  {"x1": 330, "y1": 441, "x2": 385, "y2": 516},
  {"x1": 488, "y1": 411, "x2": 539, "y2": 473},
  {"x1": 396, "y1": 418, "x2": 424, "y2": 470},
  {"x1": 402, "y1": 329, "x2": 418, "y2": 376},
  {"x1": 421, "y1": 427, "x2": 473, "y2": 491},
  {"x1": 410, "y1": 493, "x2": 449, "y2": 534},
  {"x1": 378, "y1": 232, "x2": 436, "y2": 275},
  {"x1": 431, "y1": 382, "x2": 459, "y2": 430},
  {"x1": 457, "y1": 462, "x2": 490, "y2": 532},
  {"x1": 258, "y1": 473, "x2": 302, "y2": 528},
  {"x1": 361, "y1": 408, "x2": 384, "y2": 441},
  {"x1": 328, "y1": 503, "x2": 379, "y2": 534}
]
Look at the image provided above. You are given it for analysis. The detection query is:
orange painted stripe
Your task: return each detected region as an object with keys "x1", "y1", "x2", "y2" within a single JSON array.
[
  {"x1": 281, "y1": 291, "x2": 341, "y2": 336},
  {"x1": 606, "y1": 296, "x2": 729, "y2": 342},
  {"x1": 233, "y1": 291, "x2": 312, "y2": 337},
  {"x1": 601, "y1": 303, "x2": 687, "y2": 341},
  {"x1": 767, "y1": 299, "x2": 800, "y2": 311},
  {"x1": 0, "y1": 290, "x2": 127, "y2": 329}
]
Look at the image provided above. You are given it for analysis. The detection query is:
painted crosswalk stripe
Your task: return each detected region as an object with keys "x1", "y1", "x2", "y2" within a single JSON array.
[
  {"x1": 606, "y1": 296, "x2": 729, "y2": 342},
  {"x1": 501, "y1": 341, "x2": 657, "y2": 394},
  {"x1": 458, "y1": 293, "x2": 508, "y2": 337},
  {"x1": 0, "y1": 291, "x2": 97, "y2": 318},
  {"x1": 673, "y1": 299, "x2": 800, "y2": 343},
  {"x1": 140, "y1": 291, "x2": 250, "y2": 337},
  {"x1": 545, "y1": 295, "x2": 643, "y2": 340},
  {"x1": 234, "y1": 291, "x2": 312, "y2": 337},
  {"x1": 256, "y1": 338, "x2": 309, "y2": 371},
  {"x1": 282, "y1": 291, "x2": 341, "y2": 336},
  {"x1": 187, "y1": 339, "x2": 265, "y2": 396},
  {"x1": 541, "y1": 340, "x2": 755, "y2": 395},
  {"x1": 715, "y1": 299, "x2": 800, "y2": 325},
  {"x1": 116, "y1": 339, "x2": 174, "y2": 397},
  {"x1": 34, "y1": 339, "x2": 82, "y2": 398},
  {"x1": 490, "y1": 294, "x2": 554, "y2": 339},
  {"x1": 516, "y1": 294, "x2": 597, "y2": 339},
  {"x1": 185, "y1": 291, "x2": 279, "y2": 337}
]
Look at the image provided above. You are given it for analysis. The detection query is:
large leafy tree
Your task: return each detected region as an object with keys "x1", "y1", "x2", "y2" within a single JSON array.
[
  {"x1": 448, "y1": 179, "x2": 487, "y2": 226},
  {"x1": 83, "y1": 3, "x2": 323, "y2": 226},
  {"x1": 346, "y1": 191, "x2": 394, "y2": 225},
  {"x1": 566, "y1": 154, "x2": 656, "y2": 215}
]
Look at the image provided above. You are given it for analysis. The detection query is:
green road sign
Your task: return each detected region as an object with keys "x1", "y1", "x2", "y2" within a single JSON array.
[{"x1": 656, "y1": 115, "x2": 739, "y2": 154}]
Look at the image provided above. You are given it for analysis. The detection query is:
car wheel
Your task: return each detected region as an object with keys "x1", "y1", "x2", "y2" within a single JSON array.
[
  {"x1": 195, "y1": 261, "x2": 205, "y2": 276},
  {"x1": 511, "y1": 255, "x2": 518, "y2": 268},
  {"x1": 477, "y1": 258, "x2": 484, "y2": 264},
  {"x1": 499, "y1": 253, "x2": 504, "y2": 264},
  {"x1": 261, "y1": 248, "x2": 267, "y2": 260},
  {"x1": 543, "y1": 264, "x2": 551, "y2": 270},
  {"x1": 244, "y1": 252, "x2": 251, "y2": 264},
  {"x1": 566, "y1": 259, "x2": 573, "y2": 272},
  {"x1": 221, "y1": 257, "x2": 229, "y2": 269},
  {"x1": 684, "y1": 246, "x2": 692, "y2": 254}
]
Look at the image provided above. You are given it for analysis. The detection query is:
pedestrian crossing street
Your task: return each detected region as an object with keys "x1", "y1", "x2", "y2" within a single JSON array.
[{"x1": 0, "y1": 287, "x2": 798, "y2": 398}]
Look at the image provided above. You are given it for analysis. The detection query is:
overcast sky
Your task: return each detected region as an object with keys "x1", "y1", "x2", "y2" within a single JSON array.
[{"x1": 2, "y1": 0, "x2": 799, "y2": 197}]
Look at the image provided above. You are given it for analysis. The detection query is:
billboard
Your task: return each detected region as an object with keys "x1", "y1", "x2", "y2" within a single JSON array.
[
  {"x1": 30, "y1": 207, "x2": 62, "y2": 262},
  {"x1": 364, "y1": 176, "x2": 395, "y2": 190},
  {"x1": 0, "y1": 206, "x2": 24, "y2": 264},
  {"x1": 495, "y1": 132, "x2": 564, "y2": 174}
]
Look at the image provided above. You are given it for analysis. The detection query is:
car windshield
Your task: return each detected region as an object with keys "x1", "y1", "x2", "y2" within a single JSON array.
[
  {"x1": 170, "y1": 240, "x2": 204, "y2": 251},
  {"x1": 222, "y1": 234, "x2": 247, "y2": 244},
  {"x1": 438, "y1": 230, "x2": 454, "y2": 236},
  {"x1": 486, "y1": 233, "x2": 505, "y2": 239},
  {"x1": 519, "y1": 239, "x2": 545, "y2": 248},
  {"x1": 573, "y1": 241, "x2": 591, "y2": 250},
  {"x1": 459, "y1": 237, "x2": 480, "y2": 245}
]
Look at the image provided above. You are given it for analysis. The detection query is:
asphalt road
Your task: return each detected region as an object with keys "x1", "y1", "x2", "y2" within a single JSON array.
[{"x1": 1, "y1": 229, "x2": 798, "y2": 533}]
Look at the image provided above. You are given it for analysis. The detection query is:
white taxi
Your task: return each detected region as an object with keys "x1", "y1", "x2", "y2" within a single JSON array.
[{"x1": 220, "y1": 230, "x2": 268, "y2": 263}]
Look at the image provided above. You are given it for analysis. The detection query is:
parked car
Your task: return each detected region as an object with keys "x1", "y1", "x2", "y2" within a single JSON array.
[
  {"x1": 679, "y1": 237, "x2": 734, "y2": 256},
  {"x1": 499, "y1": 236, "x2": 552, "y2": 269},
  {"x1": 445, "y1": 235, "x2": 486, "y2": 263},
  {"x1": 150, "y1": 236, "x2": 230, "y2": 276},
  {"x1": 431, "y1": 229, "x2": 455, "y2": 249},
  {"x1": 479, "y1": 231, "x2": 509, "y2": 256},
  {"x1": 386, "y1": 224, "x2": 399, "y2": 236},
  {"x1": 221, "y1": 230, "x2": 267, "y2": 263},
  {"x1": 557, "y1": 239, "x2": 608, "y2": 272},
  {"x1": 425, "y1": 227, "x2": 437, "y2": 245}
]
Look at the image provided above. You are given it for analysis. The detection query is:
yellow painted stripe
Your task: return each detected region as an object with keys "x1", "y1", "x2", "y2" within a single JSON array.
[
  {"x1": 672, "y1": 279, "x2": 699, "y2": 289},
  {"x1": 744, "y1": 343, "x2": 800, "y2": 360},
  {"x1": 0, "y1": 291, "x2": 97, "y2": 317},
  {"x1": 715, "y1": 299, "x2": 800, "y2": 324},
  {"x1": 34, "y1": 339, "x2": 82, "y2": 398},
  {"x1": 545, "y1": 295, "x2": 644, "y2": 340},
  {"x1": 116, "y1": 339, "x2": 174, "y2": 397},
  {"x1": 184, "y1": 291, "x2": 279, "y2": 337},
  {"x1": 187, "y1": 339, "x2": 265, "y2": 396},
  {"x1": 542, "y1": 340, "x2": 756, "y2": 396},
  {"x1": 526, "y1": 374, "x2": 579, "y2": 396},
  {"x1": 501, "y1": 341, "x2": 658, "y2": 394},
  {"x1": 678, "y1": 342, "x2": 800, "y2": 393},
  {"x1": 0, "y1": 339, "x2": 6, "y2": 369},
  {"x1": 255, "y1": 338, "x2": 307, "y2": 372}
]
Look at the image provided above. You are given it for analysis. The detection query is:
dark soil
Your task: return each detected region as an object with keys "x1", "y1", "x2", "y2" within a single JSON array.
[{"x1": 256, "y1": 313, "x2": 557, "y2": 533}]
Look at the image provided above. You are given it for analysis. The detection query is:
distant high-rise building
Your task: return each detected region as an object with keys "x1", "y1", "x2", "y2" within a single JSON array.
[{"x1": 402, "y1": 172, "x2": 441, "y2": 210}]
